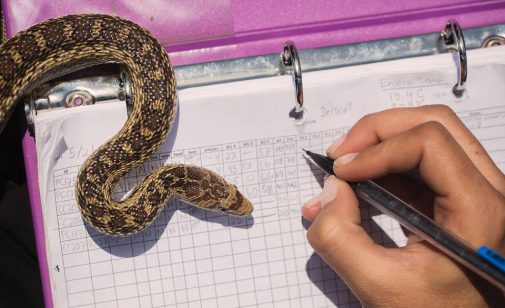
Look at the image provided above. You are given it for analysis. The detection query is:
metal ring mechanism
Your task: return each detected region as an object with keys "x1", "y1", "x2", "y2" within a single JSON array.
[
  {"x1": 280, "y1": 41, "x2": 304, "y2": 120},
  {"x1": 482, "y1": 35, "x2": 505, "y2": 48},
  {"x1": 441, "y1": 19, "x2": 467, "y2": 98},
  {"x1": 119, "y1": 68, "x2": 132, "y2": 116},
  {"x1": 23, "y1": 65, "x2": 131, "y2": 134}
]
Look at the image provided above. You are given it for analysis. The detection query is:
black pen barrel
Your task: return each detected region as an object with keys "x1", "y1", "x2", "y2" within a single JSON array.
[{"x1": 356, "y1": 180, "x2": 505, "y2": 291}]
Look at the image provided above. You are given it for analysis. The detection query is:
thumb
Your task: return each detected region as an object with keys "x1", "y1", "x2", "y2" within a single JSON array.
[{"x1": 307, "y1": 176, "x2": 394, "y2": 288}]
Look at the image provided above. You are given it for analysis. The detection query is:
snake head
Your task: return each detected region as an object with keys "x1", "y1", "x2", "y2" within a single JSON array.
[
  {"x1": 216, "y1": 188, "x2": 253, "y2": 216},
  {"x1": 170, "y1": 165, "x2": 254, "y2": 217}
]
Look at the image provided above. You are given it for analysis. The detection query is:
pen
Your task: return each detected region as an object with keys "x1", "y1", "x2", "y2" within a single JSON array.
[{"x1": 302, "y1": 149, "x2": 505, "y2": 292}]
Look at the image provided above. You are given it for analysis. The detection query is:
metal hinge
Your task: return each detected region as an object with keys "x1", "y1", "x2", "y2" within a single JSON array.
[{"x1": 24, "y1": 65, "x2": 131, "y2": 134}]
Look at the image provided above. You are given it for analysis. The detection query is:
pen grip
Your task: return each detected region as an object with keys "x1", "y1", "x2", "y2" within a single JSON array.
[{"x1": 355, "y1": 180, "x2": 505, "y2": 291}]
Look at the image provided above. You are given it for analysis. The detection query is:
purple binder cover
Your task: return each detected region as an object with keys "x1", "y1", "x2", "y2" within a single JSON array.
[
  {"x1": 2, "y1": 1, "x2": 505, "y2": 307},
  {"x1": 4, "y1": 1, "x2": 505, "y2": 66}
]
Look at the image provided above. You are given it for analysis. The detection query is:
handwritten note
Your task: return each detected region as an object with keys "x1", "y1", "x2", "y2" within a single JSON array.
[{"x1": 34, "y1": 45, "x2": 505, "y2": 307}]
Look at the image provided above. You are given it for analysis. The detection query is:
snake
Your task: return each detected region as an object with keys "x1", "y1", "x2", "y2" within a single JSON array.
[{"x1": 0, "y1": 14, "x2": 253, "y2": 236}]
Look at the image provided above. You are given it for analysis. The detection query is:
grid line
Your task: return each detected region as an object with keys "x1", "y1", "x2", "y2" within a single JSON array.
[{"x1": 47, "y1": 118, "x2": 505, "y2": 307}]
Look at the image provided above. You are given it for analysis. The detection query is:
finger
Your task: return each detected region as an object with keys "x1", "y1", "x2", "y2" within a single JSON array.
[
  {"x1": 333, "y1": 121, "x2": 485, "y2": 198},
  {"x1": 301, "y1": 195, "x2": 321, "y2": 222},
  {"x1": 332, "y1": 121, "x2": 505, "y2": 246},
  {"x1": 307, "y1": 176, "x2": 397, "y2": 288},
  {"x1": 326, "y1": 105, "x2": 505, "y2": 193}
]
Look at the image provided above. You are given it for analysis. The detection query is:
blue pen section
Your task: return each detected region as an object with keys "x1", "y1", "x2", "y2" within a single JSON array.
[{"x1": 477, "y1": 246, "x2": 505, "y2": 273}]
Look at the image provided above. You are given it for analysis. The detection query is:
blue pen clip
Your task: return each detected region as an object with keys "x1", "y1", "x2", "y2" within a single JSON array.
[{"x1": 477, "y1": 246, "x2": 505, "y2": 273}]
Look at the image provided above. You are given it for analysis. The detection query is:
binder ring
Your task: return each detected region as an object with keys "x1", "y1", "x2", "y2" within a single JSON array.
[
  {"x1": 482, "y1": 35, "x2": 505, "y2": 48},
  {"x1": 280, "y1": 41, "x2": 304, "y2": 120},
  {"x1": 441, "y1": 19, "x2": 467, "y2": 98}
]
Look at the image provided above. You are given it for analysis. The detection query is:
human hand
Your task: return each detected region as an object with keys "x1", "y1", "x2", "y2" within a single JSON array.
[{"x1": 302, "y1": 105, "x2": 505, "y2": 306}]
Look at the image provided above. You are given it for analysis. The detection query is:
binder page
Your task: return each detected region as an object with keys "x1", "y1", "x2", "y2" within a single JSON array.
[{"x1": 34, "y1": 45, "x2": 505, "y2": 308}]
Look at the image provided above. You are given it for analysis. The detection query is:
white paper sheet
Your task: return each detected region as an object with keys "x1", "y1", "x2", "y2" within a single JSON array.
[{"x1": 34, "y1": 45, "x2": 505, "y2": 308}]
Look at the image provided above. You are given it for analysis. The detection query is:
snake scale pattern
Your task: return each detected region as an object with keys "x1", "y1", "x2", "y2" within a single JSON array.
[{"x1": 0, "y1": 14, "x2": 253, "y2": 236}]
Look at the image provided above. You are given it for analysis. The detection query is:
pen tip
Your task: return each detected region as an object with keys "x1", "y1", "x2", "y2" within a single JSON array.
[{"x1": 302, "y1": 149, "x2": 308, "y2": 153}]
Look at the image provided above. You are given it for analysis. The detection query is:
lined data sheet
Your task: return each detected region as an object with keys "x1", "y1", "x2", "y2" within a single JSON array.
[{"x1": 34, "y1": 45, "x2": 505, "y2": 307}]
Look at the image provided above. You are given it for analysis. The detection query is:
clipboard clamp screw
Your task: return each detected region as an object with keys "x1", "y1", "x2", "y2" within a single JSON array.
[
  {"x1": 65, "y1": 90, "x2": 93, "y2": 108},
  {"x1": 280, "y1": 41, "x2": 304, "y2": 120},
  {"x1": 441, "y1": 19, "x2": 467, "y2": 98}
]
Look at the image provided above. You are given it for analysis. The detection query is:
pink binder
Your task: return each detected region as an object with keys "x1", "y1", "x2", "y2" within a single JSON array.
[{"x1": 3, "y1": 1, "x2": 505, "y2": 307}]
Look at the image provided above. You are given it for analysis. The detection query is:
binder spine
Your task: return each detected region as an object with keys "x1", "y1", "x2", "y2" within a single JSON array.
[
  {"x1": 174, "y1": 23, "x2": 505, "y2": 89},
  {"x1": 23, "y1": 22, "x2": 505, "y2": 129}
]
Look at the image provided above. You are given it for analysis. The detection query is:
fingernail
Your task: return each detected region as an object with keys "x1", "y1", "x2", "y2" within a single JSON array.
[
  {"x1": 326, "y1": 134, "x2": 346, "y2": 155},
  {"x1": 302, "y1": 195, "x2": 321, "y2": 209},
  {"x1": 334, "y1": 152, "x2": 358, "y2": 167},
  {"x1": 321, "y1": 176, "x2": 340, "y2": 208}
]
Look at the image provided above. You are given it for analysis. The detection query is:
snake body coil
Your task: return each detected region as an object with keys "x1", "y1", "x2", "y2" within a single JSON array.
[{"x1": 0, "y1": 14, "x2": 253, "y2": 236}]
